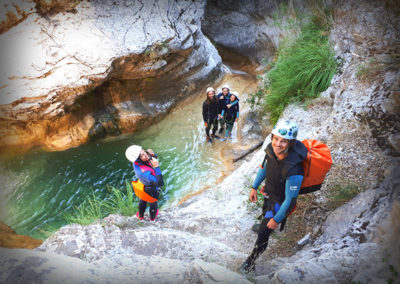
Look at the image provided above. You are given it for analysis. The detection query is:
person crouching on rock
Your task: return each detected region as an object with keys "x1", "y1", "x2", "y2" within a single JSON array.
[
  {"x1": 220, "y1": 91, "x2": 239, "y2": 141},
  {"x1": 202, "y1": 87, "x2": 220, "y2": 143},
  {"x1": 125, "y1": 145, "x2": 164, "y2": 221},
  {"x1": 239, "y1": 120, "x2": 307, "y2": 273}
]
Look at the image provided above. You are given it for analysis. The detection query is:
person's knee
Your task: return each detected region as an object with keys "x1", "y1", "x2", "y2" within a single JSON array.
[{"x1": 258, "y1": 218, "x2": 272, "y2": 237}]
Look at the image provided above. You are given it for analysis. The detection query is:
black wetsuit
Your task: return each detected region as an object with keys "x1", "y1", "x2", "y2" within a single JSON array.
[
  {"x1": 245, "y1": 140, "x2": 307, "y2": 268},
  {"x1": 202, "y1": 99, "x2": 219, "y2": 137}
]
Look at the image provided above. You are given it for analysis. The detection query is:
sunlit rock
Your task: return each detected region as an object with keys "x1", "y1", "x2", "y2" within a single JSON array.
[{"x1": 0, "y1": 0, "x2": 222, "y2": 151}]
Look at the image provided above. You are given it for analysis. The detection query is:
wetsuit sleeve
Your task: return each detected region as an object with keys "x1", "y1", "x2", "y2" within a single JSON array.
[
  {"x1": 133, "y1": 163, "x2": 163, "y2": 187},
  {"x1": 154, "y1": 167, "x2": 164, "y2": 187},
  {"x1": 252, "y1": 166, "x2": 267, "y2": 190},
  {"x1": 273, "y1": 175, "x2": 303, "y2": 223},
  {"x1": 202, "y1": 101, "x2": 207, "y2": 122},
  {"x1": 230, "y1": 99, "x2": 238, "y2": 106}
]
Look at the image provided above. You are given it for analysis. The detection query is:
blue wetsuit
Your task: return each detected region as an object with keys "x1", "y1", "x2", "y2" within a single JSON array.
[{"x1": 245, "y1": 140, "x2": 307, "y2": 266}]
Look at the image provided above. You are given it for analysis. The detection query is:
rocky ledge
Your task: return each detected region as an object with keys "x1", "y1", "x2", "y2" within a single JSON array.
[{"x1": 0, "y1": 0, "x2": 222, "y2": 151}]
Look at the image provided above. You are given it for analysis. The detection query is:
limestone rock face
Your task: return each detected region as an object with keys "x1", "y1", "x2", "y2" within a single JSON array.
[
  {"x1": 202, "y1": 0, "x2": 307, "y2": 64},
  {"x1": 0, "y1": 247, "x2": 250, "y2": 283},
  {"x1": 329, "y1": 0, "x2": 400, "y2": 156},
  {"x1": 0, "y1": 0, "x2": 222, "y2": 151}
]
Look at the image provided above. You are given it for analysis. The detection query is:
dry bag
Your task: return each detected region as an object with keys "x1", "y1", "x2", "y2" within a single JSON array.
[
  {"x1": 131, "y1": 180, "x2": 158, "y2": 203},
  {"x1": 300, "y1": 139, "x2": 332, "y2": 194}
]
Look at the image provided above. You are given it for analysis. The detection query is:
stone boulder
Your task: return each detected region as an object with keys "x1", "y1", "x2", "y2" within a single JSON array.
[{"x1": 0, "y1": 0, "x2": 222, "y2": 151}]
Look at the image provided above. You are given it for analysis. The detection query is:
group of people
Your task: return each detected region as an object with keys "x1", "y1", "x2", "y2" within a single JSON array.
[
  {"x1": 125, "y1": 93, "x2": 307, "y2": 274},
  {"x1": 202, "y1": 84, "x2": 239, "y2": 143}
]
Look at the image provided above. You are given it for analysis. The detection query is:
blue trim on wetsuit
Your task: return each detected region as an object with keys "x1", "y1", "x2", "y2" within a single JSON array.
[
  {"x1": 272, "y1": 175, "x2": 303, "y2": 223},
  {"x1": 252, "y1": 166, "x2": 266, "y2": 189}
]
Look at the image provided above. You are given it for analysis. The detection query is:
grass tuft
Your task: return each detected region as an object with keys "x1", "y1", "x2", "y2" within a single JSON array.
[
  {"x1": 248, "y1": 7, "x2": 337, "y2": 124},
  {"x1": 103, "y1": 180, "x2": 137, "y2": 216},
  {"x1": 65, "y1": 180, "x2": 138, "y2": 225},
  {"x1": 65, "y1": 192, "x2": 104, "y2": 225}
]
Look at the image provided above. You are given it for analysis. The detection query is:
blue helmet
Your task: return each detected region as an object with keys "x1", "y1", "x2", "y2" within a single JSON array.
[{"x1": 271, "y1": 120, "x2": 298, "y2": 140}]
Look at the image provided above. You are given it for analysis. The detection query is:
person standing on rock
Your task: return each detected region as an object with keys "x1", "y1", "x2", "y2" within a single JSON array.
[
  {"x1": 220, "y1": 91, "x2": 239, "y2": 141},
  {"x1": 216, "y1": 84, "x2": 238, "y2": 134},
  {"x1": 239, "y1": 120, "x2": 308, "y2": 273},
  {"x1": 125, "y1": 145, "x2": 164, "y2": 221},
  {"x1": 202, "y1": 87, "x2": 220, "y2": 143}
]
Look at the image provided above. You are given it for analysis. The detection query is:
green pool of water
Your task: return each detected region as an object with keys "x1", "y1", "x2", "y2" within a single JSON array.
[{"x1": 0, "y1": 93, "x2": 224, "y2": 239}]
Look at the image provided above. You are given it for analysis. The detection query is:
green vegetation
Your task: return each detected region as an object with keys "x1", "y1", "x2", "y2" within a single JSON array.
[
  {"x1": 103, "y1": 182, "x2": 136, "y2": 216},
  {"x1": 382, "y1": 253, "x2": 399, "y2": 284},
  {"x1": 65, "y1": 180, "x2": 138, "y2": 225},
  {"x1": 248, "y1": 4, "x2": 337, "y2": 124},
  {"x1": 326, "y1": 182, "x2": 360, "y2": 209}
]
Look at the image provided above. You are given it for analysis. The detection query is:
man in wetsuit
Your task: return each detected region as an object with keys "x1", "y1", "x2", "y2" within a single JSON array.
[{"x1": 239, "y1": 120, "x2": 308, "y2": 272}]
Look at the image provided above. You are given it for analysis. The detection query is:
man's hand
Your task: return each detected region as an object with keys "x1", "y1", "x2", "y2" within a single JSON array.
[
  {"x1": 249, "y1": 188, "x2": 258, "y2": 202},
  {"x1": 227, "y1": 104, "x2": 231, "y2": 109},
  {"x1": 146, "y1": 149, "x2": 154, "y2": 156},
  {"x1": 267, "y1": 218, "x2": 279, "y2": 230},
  {"x1": 218, "y1": 114, "x2": 223, "y2": 119},
  {"x1": 204, "y1": 122, "x2": 208, "y2": 127},
  {"x1": 150, "y1": 158, "x2": 159, "y2": 168}
]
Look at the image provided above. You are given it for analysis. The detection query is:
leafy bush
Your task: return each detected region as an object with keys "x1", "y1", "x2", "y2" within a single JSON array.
[{"x1": 248, "y1": 11, "x2": 337, "y2": 124}]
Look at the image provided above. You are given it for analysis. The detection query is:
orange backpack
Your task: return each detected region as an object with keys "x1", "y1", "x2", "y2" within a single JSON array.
[
  {"x1": 131, "y1": 180, "x2": 158, "y2": 203},
  {"x1": 299, "y1": 139, "x2": 332, "y2": 194}
]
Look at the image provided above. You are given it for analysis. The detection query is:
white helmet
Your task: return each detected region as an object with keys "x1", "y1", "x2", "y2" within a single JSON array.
[
  {"x1": 221, "y1": 84, "x2": 230, "y2": 91},
  {"x1": 231, "y1": 91, "x2": 239, "y2": 98},
  {"x1": 271, "y1": 120, "x2": 298, "y2": 140},
  {"x1": 206, "y1": 87, "x2": 215, "y2": 94},
  {"x1": 125, "y1": 145, "x2": 142, "y2": 162}
]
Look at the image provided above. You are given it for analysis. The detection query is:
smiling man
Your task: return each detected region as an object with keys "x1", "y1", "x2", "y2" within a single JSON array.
[{"x1": 239, "y1": 120, "x2": 308, "y2": 273}]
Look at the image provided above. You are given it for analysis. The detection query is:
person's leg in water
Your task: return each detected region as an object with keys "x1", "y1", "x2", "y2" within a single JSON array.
[
  {"x1": 137, "y1": 199, "x2": 147, "y2": 220},
  {"x1": 205, "y1": 119, "x2": 212, "y2": 142},
  {"x1": 221, "y1": 116, "x2": 233, "y2": 141},
  {"x1": 211, "y1": 118, "x2": 219, "y2": 139},
  {"x1": 240, "y1": 217, "x2": 273, "y2": 272},
  {"x1": 218, "y1": 114, "x2": 225, "y2": 134},
  {"x1": 225, "y1": 122, "x2": 234, "y2": 139}
]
